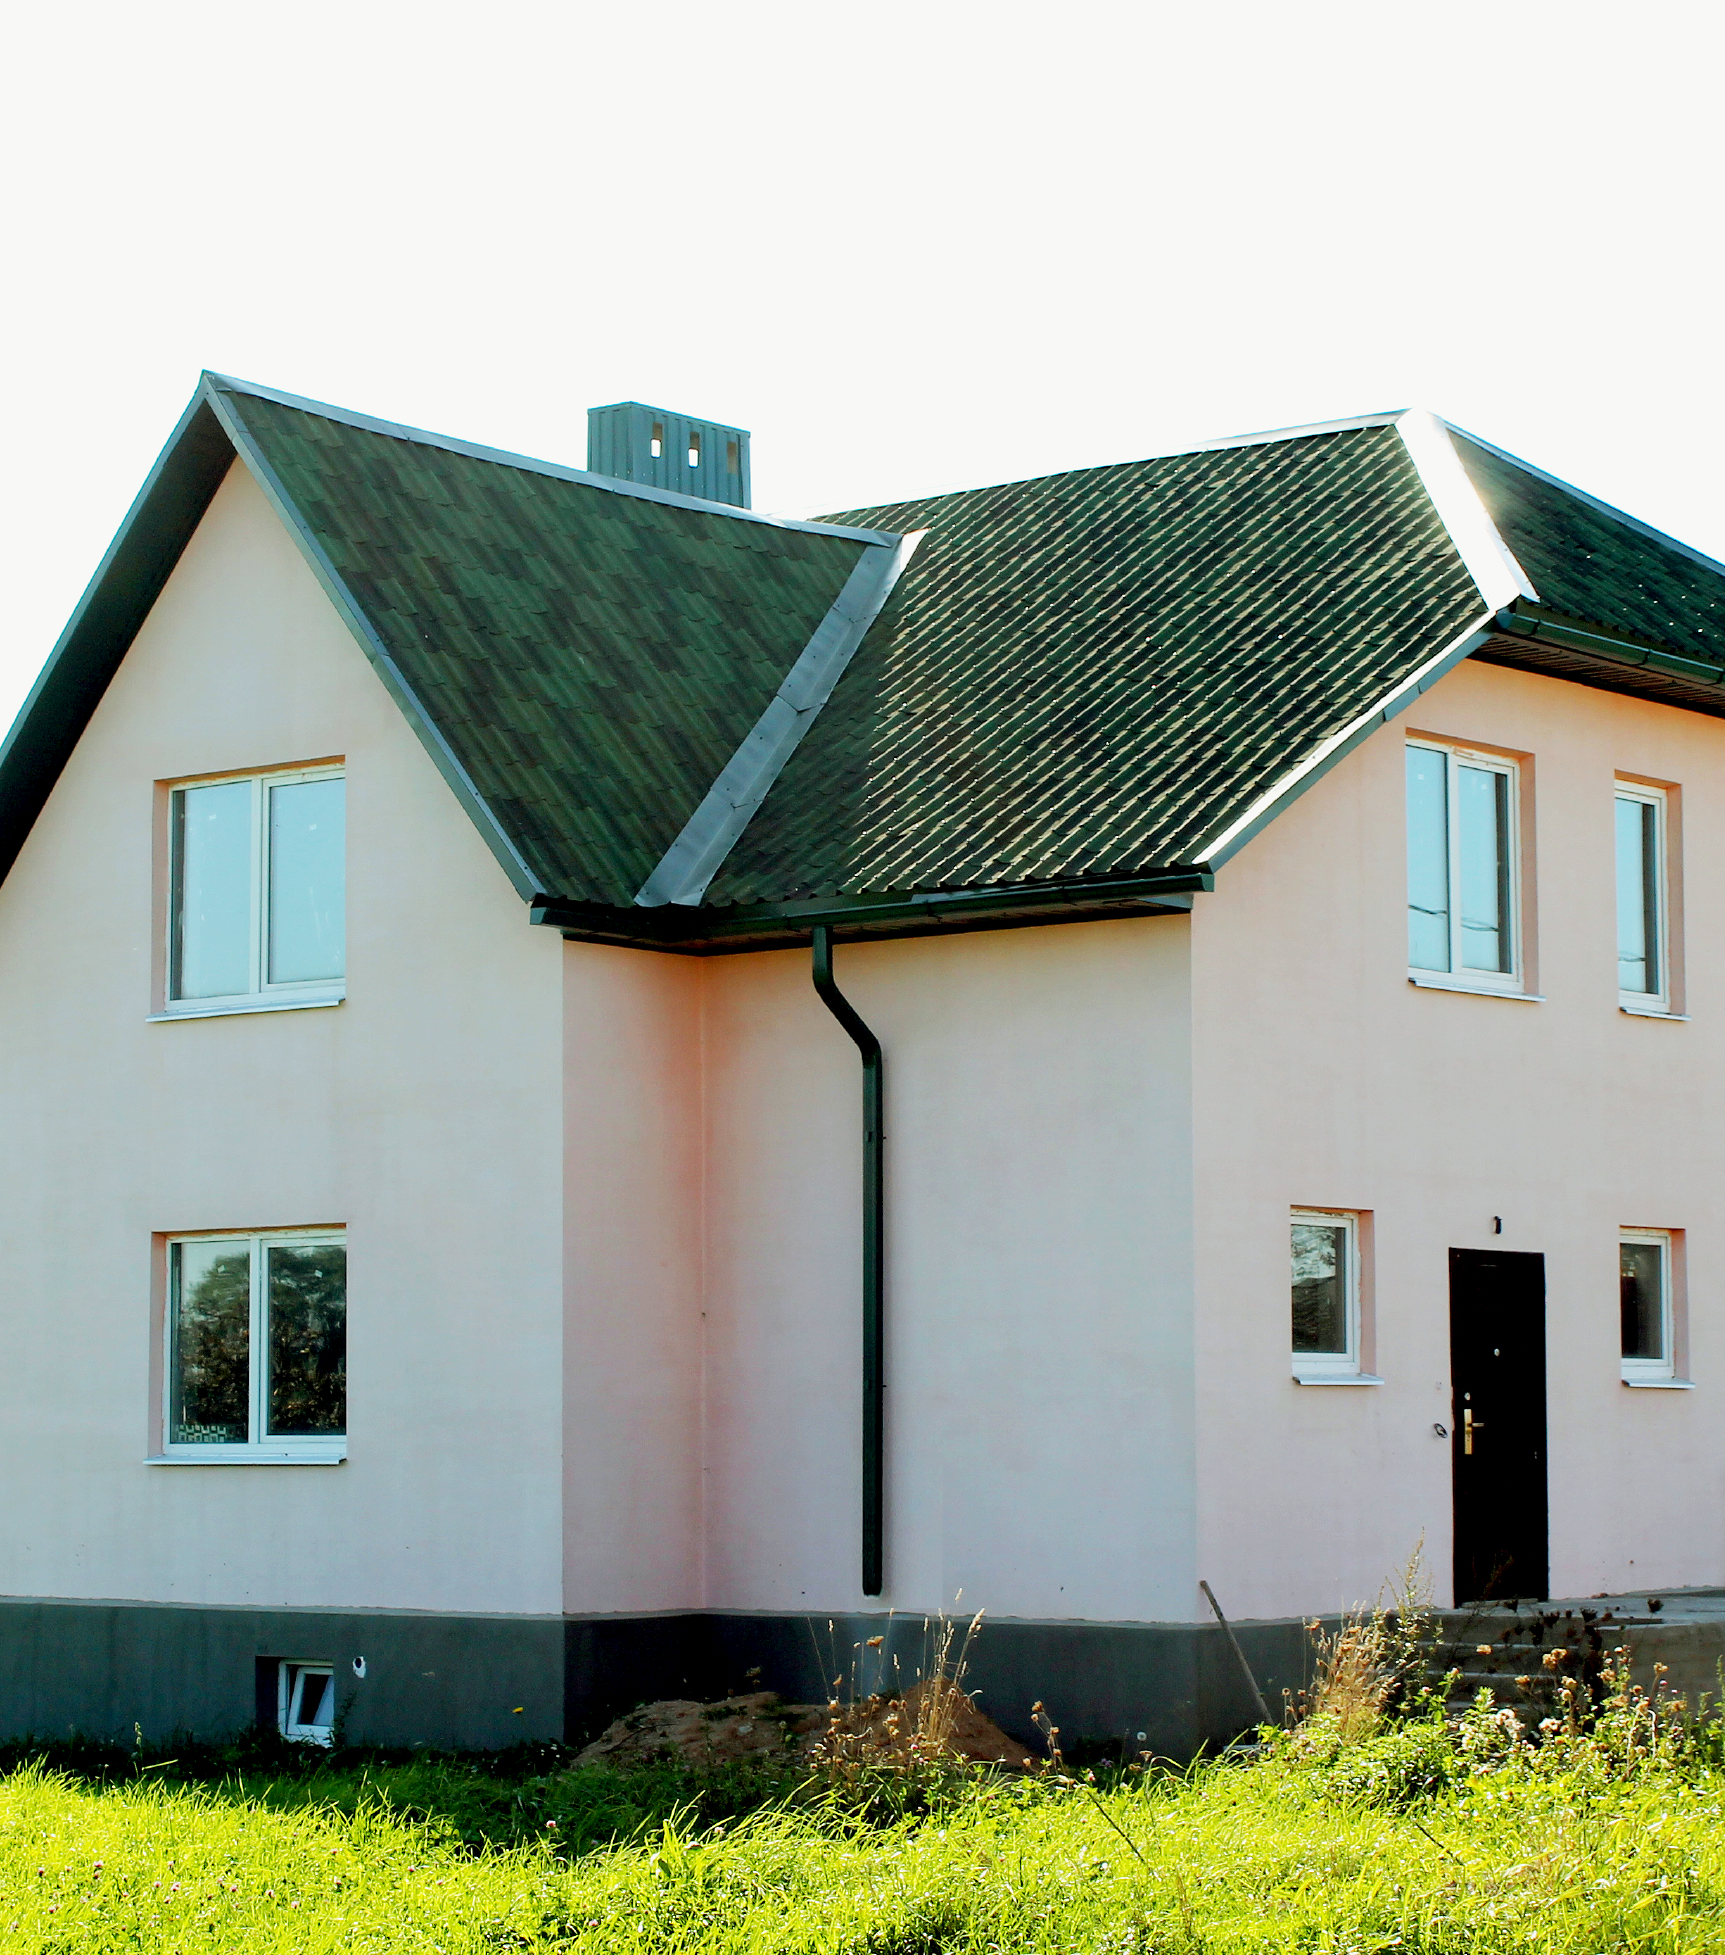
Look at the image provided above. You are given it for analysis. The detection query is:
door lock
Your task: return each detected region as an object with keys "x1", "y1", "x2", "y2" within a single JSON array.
[{"x1": 1463, "y1": 1407, "x2": 1484, "y2": 1455}]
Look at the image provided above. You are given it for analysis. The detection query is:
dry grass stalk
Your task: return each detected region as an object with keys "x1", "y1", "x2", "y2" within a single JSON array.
[{"x1": 1292, "y1": 1543, "x2": 1436, "y2": 1743}]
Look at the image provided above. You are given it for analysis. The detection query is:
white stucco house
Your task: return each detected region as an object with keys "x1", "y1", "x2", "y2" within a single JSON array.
[{"x1": 1, "y1": 375, "x2": 1722, "y2": 1753}]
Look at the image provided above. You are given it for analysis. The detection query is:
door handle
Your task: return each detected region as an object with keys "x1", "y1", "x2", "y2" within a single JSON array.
[{"x1": 1464, "y1": 1408, "x2": 1484, "y2": 1455}]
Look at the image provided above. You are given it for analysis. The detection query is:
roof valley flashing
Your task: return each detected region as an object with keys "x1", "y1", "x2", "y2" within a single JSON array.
[{"x1": 6, "y1": 375, "x2": 1725, "y2": 954}]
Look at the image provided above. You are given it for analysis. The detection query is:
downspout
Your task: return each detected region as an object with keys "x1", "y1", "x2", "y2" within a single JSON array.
[{"x1": 810, "y1": 925, "x2": 884, "y2": 1596}]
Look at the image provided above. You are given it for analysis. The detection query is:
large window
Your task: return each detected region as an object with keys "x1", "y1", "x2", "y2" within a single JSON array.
[
  {"x1": 1620, "y1": 1229, "x2": 1675, "y2": 1384},
  {"x1": 167, "y1": 768, "x2": 345, "y2": 1014},
  {"x1": 1406, "y1": 742, "x2": 1519, "y2": 989},
  {"x1": 165, "y1": 1231, "x2": 346, "y2": 1460},
  {"x1": 1291, "y1": 1210, "x2": 1362, "y2": 1381},
  {"x1": 1615, "y1": 785, "x2": 1668, "y2": 1009}
]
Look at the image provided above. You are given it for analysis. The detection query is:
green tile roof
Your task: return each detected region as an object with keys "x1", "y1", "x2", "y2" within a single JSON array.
[
  {"x1": 221, "y1": 384, "x2": 871, "y2": 908},
  {"x1": 13, "y1": 380, "x2": 1725, "y2": 949},
  {"x1": 707, "y1": 427, "x2": 1486, "y2": 906},
  {"x1": 1453, "y1": 433, "x2": 1725, "y2": 661}
]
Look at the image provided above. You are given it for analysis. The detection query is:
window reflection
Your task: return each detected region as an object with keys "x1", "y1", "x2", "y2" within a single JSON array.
[
  {"x1": 1292, "y1": 1222, "x2": 1348, "y2": 1354},
  {"x1": 266, "y1": 1244, "x2": 347, "y2": 1436},
  {"x1": 169, "y1": 1241, "x2": 251, "y2": 1443}
]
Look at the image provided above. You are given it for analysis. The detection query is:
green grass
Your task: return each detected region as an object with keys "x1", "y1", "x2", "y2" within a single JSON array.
[{"x1": 5, "y1": 1729, "x2": 1725, "y2": 1951}]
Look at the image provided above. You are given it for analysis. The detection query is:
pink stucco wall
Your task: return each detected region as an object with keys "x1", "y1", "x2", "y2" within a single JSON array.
[
  {"x1": 0, "y1": 463, "x2": 568, "y2": 1618},
  {"x1": 1192, "y1": 656, "x2": 1725, "y2": 1620}
]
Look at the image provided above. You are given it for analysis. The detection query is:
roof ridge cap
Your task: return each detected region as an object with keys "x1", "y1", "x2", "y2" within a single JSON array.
[{"x1": 201, "y1": 372, "x2": 895, "y2": 547}]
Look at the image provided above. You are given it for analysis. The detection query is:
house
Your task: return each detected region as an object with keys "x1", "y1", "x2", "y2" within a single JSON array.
[{"x1": 1, "y1": 375, "x2": 1723, "y2": 1755}]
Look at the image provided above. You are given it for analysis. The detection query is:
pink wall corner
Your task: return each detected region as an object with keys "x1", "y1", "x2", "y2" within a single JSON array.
[
  {"x1": 561, "y1": 944, "x2": 706, "y2": 1615},
  {"x1": 1190, "y1": 656, "x2": 1725, "y2": 1621}
]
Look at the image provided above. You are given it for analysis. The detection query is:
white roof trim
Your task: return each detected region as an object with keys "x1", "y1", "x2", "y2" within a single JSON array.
[
  {"x1": 205, "y1": 372, "x2": 897, "y2": 547},
  {"x1": 1443, "y1": 421, "x2": 1725, "y2": 581},
  {"x1": 635, "y1": 530, "x2": 927, "y2": 908},
  {"x1": 1395, "y1": 410, "x2": 1537, "y2": 610},
  {"x1": 1184, "y1": 410, "x2": 1404, "y2": 454},
  {"x1": 1195, "y1": 611, "x2": 1498, "y2": 870}
]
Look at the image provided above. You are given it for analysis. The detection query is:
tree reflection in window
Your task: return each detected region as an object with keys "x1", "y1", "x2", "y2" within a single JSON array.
[
  {"x1": 170, "y1": 1243, "x2": 251, "y2": 1443},
  {"x1": 266, "y1": 1244, "x2": 347, "y2": 1436}
]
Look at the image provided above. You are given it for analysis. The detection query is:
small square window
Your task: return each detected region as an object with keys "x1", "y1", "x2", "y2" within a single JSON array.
[
  {"x1": 1406, "y1": 741, "x2": 1521, "y2": 990},
  {"x1": 1615, "y1": 785, "x2": 1668, "y2": 1007},
  {"x1": 1621, "y1": 1229, "x2": 1675, "y2": 1382},
  {"x1": 165, "y1": 1231, "x2": 346, "y2": 1460},
  {"x1": 166, "y1": 767, "x2": 344, "y2": 1014},
  {"x1": 1291, "y1": 1210, "x2": 1363, "y2": 1380},
  {"x1": 279, "y1": 1661, "x2": 336, "y2": 1745}
]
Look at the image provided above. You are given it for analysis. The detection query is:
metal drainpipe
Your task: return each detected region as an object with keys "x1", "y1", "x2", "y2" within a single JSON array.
[{"x1": 810, "y1": 925, "x2": 884, "y2": 1596}]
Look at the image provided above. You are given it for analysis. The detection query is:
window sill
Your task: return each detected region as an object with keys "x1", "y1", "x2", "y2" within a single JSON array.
[
  {"x1": 1620, "y1": 1003, "x2": 1688, "y2": 1020},
  {"x1": 149, "y1": 994, "x2": 344, "y2": 1023},
  {"x1": 146, "y1": 1448, "x2": 347, "y2": 1465},
  {"x1": 1621, "y1": 1377, "x2": 1694, "y2": 1390},
  {"x1": 1292, "y1": 1372, "x2": 1385, "y2": 1387},
  {"x1": 1408, "y1": 975, "x2": 1542, "y2": 1002}
]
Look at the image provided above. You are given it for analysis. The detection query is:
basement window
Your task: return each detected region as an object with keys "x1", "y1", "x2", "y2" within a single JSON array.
[
  {"x1": 162, "y1": 766, "x2": 345, "y2": 1018},
  {"x1": 164, "y1": 1231, "x2": 346, "y2": 1461},
  {"x1": 279, "y1": 1661, "x2": 336, "y2": 1745}
]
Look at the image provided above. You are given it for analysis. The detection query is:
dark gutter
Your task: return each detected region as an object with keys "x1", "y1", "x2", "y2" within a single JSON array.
[
  {"x1": 811, "y1": 925, "x2": 885, "y2": 1597},
  {"x1": 533, "y1": 869, "x2": 1211, "y2": 953},
  {"x1": 1495, "y1": 605, "x2": 1725, "y2": 688}
]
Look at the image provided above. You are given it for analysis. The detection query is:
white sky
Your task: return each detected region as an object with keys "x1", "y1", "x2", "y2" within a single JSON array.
[{"x1": 3, "y1": 0, "x2": 1721, "y2": 733}]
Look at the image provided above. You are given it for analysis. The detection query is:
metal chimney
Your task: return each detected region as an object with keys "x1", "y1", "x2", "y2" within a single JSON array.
[{"x1": 586, "y1": 401, "x2": 751, "y2": 509}]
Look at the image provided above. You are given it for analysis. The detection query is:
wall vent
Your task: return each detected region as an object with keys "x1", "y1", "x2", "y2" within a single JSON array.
[{"x1": 586, "y1": 401, "x2": 751, "y2": 508}]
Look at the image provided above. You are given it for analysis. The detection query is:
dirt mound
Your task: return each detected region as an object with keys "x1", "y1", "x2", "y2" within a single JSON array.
[
  {"x1": 820, "y1": 1678, "x2": 1037, "y2": 1769},
  {"x1": 574, "y1": 1681, "x2": 1034, "y2": 1771},
  {"x1": 574, "y1": 1692, "x2": 826, "y2": 1768}
]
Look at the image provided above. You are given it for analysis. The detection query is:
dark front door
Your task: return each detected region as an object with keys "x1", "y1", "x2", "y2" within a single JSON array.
[{"x1": 1449, "y1": 1248, "x2": 1549, "y2": 1603}]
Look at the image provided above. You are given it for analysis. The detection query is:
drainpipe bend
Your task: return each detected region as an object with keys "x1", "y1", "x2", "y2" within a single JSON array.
[{"x1": 811, "y1": 925, "x2": 884, "y2": 1596}]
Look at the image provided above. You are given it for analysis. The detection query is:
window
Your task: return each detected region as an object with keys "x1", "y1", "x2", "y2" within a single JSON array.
[
  {"x1": 1616, "y1": 785, "x2": 1668, "y2": 1007},
  {"x1": 1291, "y1": 1210, "x2": 1363, "y2": 1380},
  {"x1": 1621, "y1": 1229, "x2": 1675, "y2": 1383},
  {"x1": 278, "y1": 1661, "x2": 336, "y2": 1745},
  {"x1": 1407, "y1": 742, "x2": 1520, "y2": 989},
  {"x1": 166, "y1": 767, "x2": 344, "y2": 1015},
  {"x1": 165, "y1": 1231, "x2": 346, "y2": 1460}
]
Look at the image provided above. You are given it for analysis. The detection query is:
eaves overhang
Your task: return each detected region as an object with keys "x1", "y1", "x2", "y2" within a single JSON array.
[
  {"x1": 532, "y1": 870, "x2": 1212, "y2": 955},
  {"x1": 1477, "y1": 601, "x2": 1725, "y2": 717}
]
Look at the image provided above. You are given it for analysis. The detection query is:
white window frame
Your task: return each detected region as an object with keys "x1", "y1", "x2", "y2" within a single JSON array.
[
  {"x1": 1406, "y1": 740, "x2": 1523, "y2": 996},
  {"x1": 1615, "y1": 782, "x2": 1669, "y2": 1013},
  {"x1": 160, "y1": 1229, "x2": 347, "y2": 1464},
  {"x1": 160, "y1": 764, "x2": 345, "y2": 1019},
  {"x1": 1291, "y1": 1208, "x2": 1366, "y2": 1383},
  {"x1": 278, "y1": 1660, "x2": 336, "y2": 1745},
  {"x1": 1620, "y1": 1227, "x2": 1676, "y2": 1385}
]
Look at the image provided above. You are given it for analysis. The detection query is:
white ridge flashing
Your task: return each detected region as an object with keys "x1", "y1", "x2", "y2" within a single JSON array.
[
  {"x1": 636, "y1": 530, "x2": 927, "y2": 908},
  {"x1": 1396, "y1": 410, "x2": 1538, "y2": 611}
]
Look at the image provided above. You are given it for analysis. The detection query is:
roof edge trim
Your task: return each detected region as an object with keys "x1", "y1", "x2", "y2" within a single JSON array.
[
  {"x1": 0, "y1": 388, "x2": 238, "y2": 889},
  {"x1": 1185, "y1": 410, "x2": 1405, "y2": 454},
  {"x1": 1396, "y1": 411, "x2": 1537, "y2": 610},
  {"x1": 635, "y1": 531, "x2": 924, "y2": 909},
  {"x1": 206, "y1": 382, "x2": 547, "y2": 904},
  {"x1": 205, "y1": 373, "x2": 896, "y2": 547},
  {"x1": 1196, "y1": 611, "x2": 1500, "y2": 872},
  {"x1": 1442, "y1": 420, "x2": 1725, "y2": 581}
]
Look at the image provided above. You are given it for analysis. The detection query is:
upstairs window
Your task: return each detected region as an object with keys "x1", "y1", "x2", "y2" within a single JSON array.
[
  {"x1": 1407, "y1": 741, "x2": 1519, "y2": 989},
  {"x1": 1615, "y1": 784, "x2": 1667, "y2": 1007},
  {"x1": 167, "y1": 768, "x2": 344, "y2": 1013},
  {"x1": 166, "y1": 1231, "x2": 347, "y2": 1461}
]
